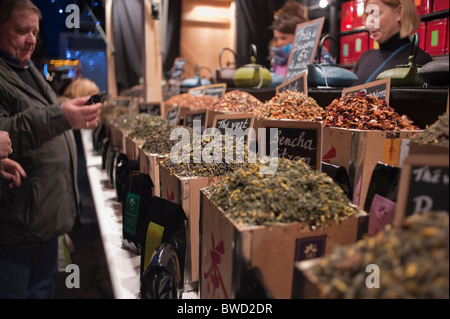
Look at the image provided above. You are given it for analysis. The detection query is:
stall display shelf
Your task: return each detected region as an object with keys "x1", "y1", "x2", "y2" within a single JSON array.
[{"x1": 80, "y1": 129, "x2": 199, "y2": 300}]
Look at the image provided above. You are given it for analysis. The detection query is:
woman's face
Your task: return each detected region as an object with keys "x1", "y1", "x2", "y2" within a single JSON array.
[
  {"x1": 364, "y1": 0, "x2": 401, "y2": 44},
  {"x1": 273, "y1": 30, "x2": 295, "y2": 47}
]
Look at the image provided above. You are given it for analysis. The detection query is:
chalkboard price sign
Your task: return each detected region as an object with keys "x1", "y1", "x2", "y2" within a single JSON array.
[
  {"x1": 284, "y1": 17, "x2": 325, "y2": 82},
  {"x1": 139, "y1": 103, "x2": 161, "y2": 116},
  {"x1": 276, "y1": 72, "x2": 307, "y2": 95},
  {"x1": 260, "y1": 120, "x2": 322, "y2": 170},
  {"x1": 188, "y1": 84, "x2": 227, "y2": 99},
  {"x1": 166, "y1": 106, "x2": 181, "y2": 125},
  {"x1": 204, "y1": 84, "x2": 227, "y2": 99},
  {"x1": 212, "y1": 113, "x2": 255, "y2": 147},
  {"x1": 394, "y1": 155, "x2": 449, "y2": 226},
  {"x1": 184, "y1": 109, "x2": 209, "y2": 132},
  {"x1": 342, "y1": 78, "x2": 391, "y2": 104}
]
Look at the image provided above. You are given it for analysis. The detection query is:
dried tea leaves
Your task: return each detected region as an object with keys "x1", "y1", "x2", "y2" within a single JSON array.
[
  {"x1": 322, "y1": 92, "x2": 419, "y2": 131},
  {"x1": 260, "y1": 90, "x2": 324, "y2": 121},
  {"x1": 205, "y1": 158, "x2": 359, "y2": 227},
  {"x1": 410, "y1": 112, "x2": 449, "y2": 147},
  {"x1": 210, "y1": 90, "x2": 264, "y2": 113},
  {"x1": 310, "y1": 210, "x2": 449, "y2": 299}
]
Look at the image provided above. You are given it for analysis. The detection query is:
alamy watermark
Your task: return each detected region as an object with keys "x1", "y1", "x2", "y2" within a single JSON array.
[
  {"x1": 65, "y1": 264, "x2": 80, "y2": 289},
  {"x1": 65, "y1": 4, "x2": 80, "y2": 29},
  {"x1": 365, "y1": 264, "x2": 380, "y2": 289}
]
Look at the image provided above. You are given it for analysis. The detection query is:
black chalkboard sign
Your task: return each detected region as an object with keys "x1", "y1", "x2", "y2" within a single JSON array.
[
  {"x1": 394, "y1": 155, "x2": 449, "y2": 226},
  {"x1": 204, "y1": 84, "x2": 226, "y2": 99},
  {"x1": 188, "y1": 84, "x2": 227, "y2": 99},
  {"x1": 284, "y1": 17, "x2": 325, "y2": 82},
  {"x1": 342, "y1": 78, "x2": 391, "y2": 104},
  {"x1": 259, "y1": 120, "x2": 322, "y2": 170},
  {"x1": 139, "y1": 103, "x2": 161, "y2": 116},
  {"x1": 166, "y1": 106, "x2": 181, "y2": 125},
  {"x1": 171, "y1": 57, "x2": 187, "y2": 80},
  {"x1": 276, "y1": 72, "x2": 307, "y2": 95},
  {"x1": 212, "y1": 113, "x2": 255, "y2": 147},
  {"x1": 184, "y1": 109, "x2": 208, "y2": 132}
]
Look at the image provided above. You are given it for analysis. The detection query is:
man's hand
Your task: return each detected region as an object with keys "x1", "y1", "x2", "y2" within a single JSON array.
[
  {"x1": 0, "y1": 158, "x2": 27, "y2": 188},
  {"x1": 60, "y1": 96, "x2": 103, "y2": 130},
  {"x1": 0, "y1": 131, "x2": 12, "y2": 159}
]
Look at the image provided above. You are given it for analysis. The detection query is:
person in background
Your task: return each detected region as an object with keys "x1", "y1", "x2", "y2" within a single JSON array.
[
  {"x1": 62, "y1": 77, "x2": 100, "y2": 101},
  {"x1": 269, "y1": 0, "x2": 309, "y2": 78},
  {"x1": 57, "y1": 77, "x2": 100, "y2": 273},
  {"x1": 353, "y1": 0, "x2": 432, "y2": 85},
  {"x1": 1, "y1": 131, "x2": 26, "y2": 200},
  {"x1": 0, "y1": 0, "x2": 102, "y2": 298}
]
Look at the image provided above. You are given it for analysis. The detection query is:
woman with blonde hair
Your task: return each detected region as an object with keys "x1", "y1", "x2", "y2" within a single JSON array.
[
  {"x1": 62, "y1": 77, "x2": 100, "y2": 100},
  {"x1": 353, "y1": 0, "x2": 432, "y2": 84}
]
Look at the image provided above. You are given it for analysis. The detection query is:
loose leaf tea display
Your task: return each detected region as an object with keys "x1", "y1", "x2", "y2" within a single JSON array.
[
  {"x1": 164, "y1": 93, "x2": 219, "y2": 110},
  {"x1": 259, "y1": 90, "x2": 323, "y2": 121},
  {"x1": 205, "y1": 158, "x2": 359, "y2": 227},
  {"x1": 322, "y1": 92, "x2": 419, "y2": 131},
  {"x1": 409, "y1": 112, "x2": 449, "y2": 147},
  {"x1": 141, "y1": 126, "x2": 193, "y2": 155},
  {"x1": 308, "y1": 210, "x2": 449, "y2": 299},
  {"x1": 210, "y1": 90, "x2": 264, "y2": 114},
  {"x1": 127, "y1": 115, "x2": 170, "y2": 140},
  {"x1": 161, "y1": 135, "x2": 254, "y2": 178}
]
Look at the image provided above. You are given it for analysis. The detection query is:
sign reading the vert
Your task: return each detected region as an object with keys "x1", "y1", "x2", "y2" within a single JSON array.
[
  {"x1": 276, "y1": 71, "x2": 307, "y2": 95},
  {"x1": 284, "y1": 17, "x2": 325, "y2": 82},
  {"x1": 260, "y1": 120, "x2": 322, "y2": 170},
  {"x1": 184, "y1": 109, "x2": 209, "y2": 132},
  {"x1": 212, "y1": 113, "x2": 255, "y2": 147},
  {"x1": 394, "y1": 155, "x2": 449, "y2": 226},
  {"x1": 139, "y1": 103, "x2": 161, "y2": 116},
  {"x1": 342, "y1": 78, "x2": 391, "y2": 104}
]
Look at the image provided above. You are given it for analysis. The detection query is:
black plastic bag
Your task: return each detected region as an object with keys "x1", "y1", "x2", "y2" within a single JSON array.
[
  {"x1": 140, "y1": 243, "x2": 182, "y2": 299},
  {"x1": 115, "y1": 153, "x2": 140, "y2": 203},
  {"x1": 122, "y1": 171, "x2": 154, "y2": 254},
  {"x1": 321, "y1": 162, "x2": 353, "y2": 200},
  {"x1": 364, "y1": 162, "x2": 401, "y2": 213},
  {"x1": 139, "y1": 196, "x2": 187, "y2": 286}
]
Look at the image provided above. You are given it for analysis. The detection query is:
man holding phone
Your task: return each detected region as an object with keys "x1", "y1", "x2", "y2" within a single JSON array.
[{"x1": 0, "y1": 0, "x2": 102, "y2": 298}]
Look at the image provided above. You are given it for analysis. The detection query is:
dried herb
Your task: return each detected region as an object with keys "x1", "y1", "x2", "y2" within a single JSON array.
[
  {"x1": 310, "y1": 210, "x2": 449, "y2": 299},
  {"x1": 410, "y1": 112, "x2": 449, "y2": 147},
  {"x1": 205, "y1": 158, "x2": 359, "y2": 227},
  {"x1": 210, "y1": 90, "x2": 264, "y2": 113},
  {"x1": 142, "y1": 125, "x2": 186, "y2": 155},
  {"x1": 164, "y1": 93, "x2": 219, "y2": 110},
  {"x1": 322, "y1": 92, "x2": 419, "y2": 131},
  {"x1": 259, "y1": 90, "x2": 323, "y2": 121},
  {"x1": 161, "y1": 135, "x2": 253, "y2": 178}
]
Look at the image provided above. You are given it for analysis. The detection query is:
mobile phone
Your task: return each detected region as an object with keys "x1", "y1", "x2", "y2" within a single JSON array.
[{"x1": 87, "y1": 91, "x2": 107, "y2": 105}]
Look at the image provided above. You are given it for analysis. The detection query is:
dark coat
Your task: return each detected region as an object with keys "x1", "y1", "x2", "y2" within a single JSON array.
[{"x1": 0, "y1": 58, "x2": 80, "y2": 247}]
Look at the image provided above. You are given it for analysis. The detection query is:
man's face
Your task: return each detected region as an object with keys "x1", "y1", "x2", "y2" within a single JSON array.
[{"x1": 0, "y1": 8, "x2": 39, "y2": 67}]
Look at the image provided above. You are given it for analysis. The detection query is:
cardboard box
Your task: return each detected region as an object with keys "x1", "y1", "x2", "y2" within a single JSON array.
[
  {"x1": 408, "y1": 140, "x2": 449, "y2": 156},
  {"x1": 125, "y1": 135, "x2": 145, "y2": 160},
  {"x1": 426, "y1": 18, "x2": 448, "y2": 56},
  {"x1": 415, "y1": 0, "x2": 432, "y2": 15},
  {"x1": 292, "y1": 258, "x2": 324, "y2": 299},
  {"x1": 340, "y1": 34, "x2": 355, "y2": 65},
  {"x1": 199, "y1": 192, "x2": 368, "y2": 299},
  {"x1": 321, "y1": 127, "x2": 416, "y2": 209},
  {"x1": 340, "y1": 1, "x2": 355, "y2": 32},
  {"x1": 138, "y1": 146, "x2": 168, "y2": 197},
  {"x1": 110, "y1": 124, "x2": 130, "y2": 151},
  {"x1": 159, "y1": 165, "x2": 225, "y2": 288}
]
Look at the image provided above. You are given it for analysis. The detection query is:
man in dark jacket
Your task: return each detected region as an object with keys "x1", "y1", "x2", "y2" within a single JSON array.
[{"x1": 0, "y1": 0, "x2": 102, "y2": 298}]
